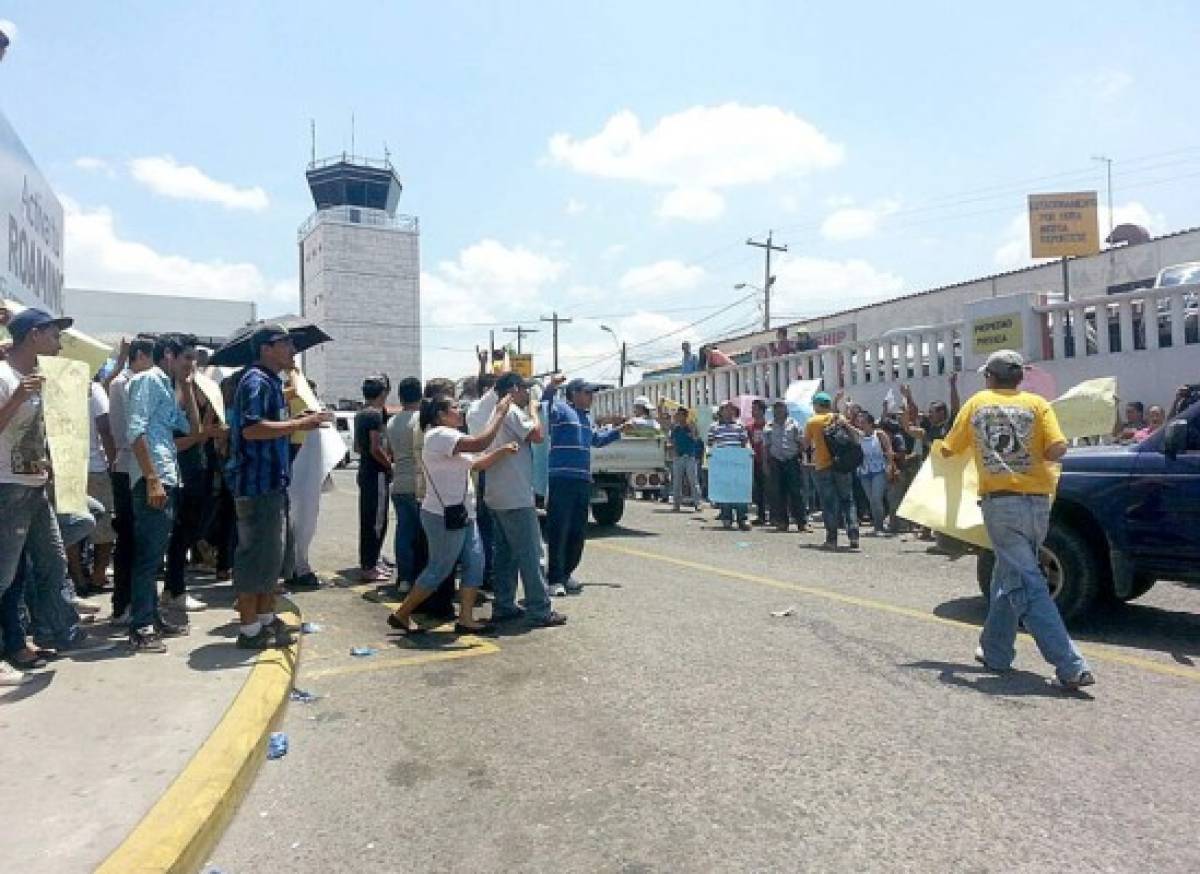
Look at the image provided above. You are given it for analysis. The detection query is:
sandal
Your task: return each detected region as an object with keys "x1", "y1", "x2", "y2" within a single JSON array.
[
  {"x1": 386, "y1": 614, "x2": 424, "y2": 635},
  {"x1": 9, "y1": 649, "x2": 47, "y2": 669}
]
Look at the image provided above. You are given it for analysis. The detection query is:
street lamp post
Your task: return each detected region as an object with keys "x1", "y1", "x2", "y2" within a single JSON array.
[{"x1": 600, "y1": 324, "x2": 627, "y2": 388}]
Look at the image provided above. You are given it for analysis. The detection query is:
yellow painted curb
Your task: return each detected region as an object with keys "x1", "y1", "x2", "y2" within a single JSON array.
[{"x1": 96, "y1": 600, "x2": 302, "y2": 874}]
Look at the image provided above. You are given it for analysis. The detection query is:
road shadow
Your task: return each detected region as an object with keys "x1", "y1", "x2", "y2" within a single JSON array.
[
  {"x1": 899, "y1": 659, "x2": 1092, "y2": 700},
  {"x1": 0, "y1": 668, "x2": 56, "y2": 704},
  {"x1": 587, "y1": 525, "x2": 659, "y2": 540},
  {"x1": 187, "y1": 642, "x2": 261, "y2": 671},
  {"x1": 934, "y1": 595, "x2": 1200, "y2": 661}
]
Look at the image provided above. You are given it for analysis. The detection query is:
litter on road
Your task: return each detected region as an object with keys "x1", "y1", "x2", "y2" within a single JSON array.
[
  {"x1": 770, "y1": 606, "x2": 798, "y2": 617},
  {"x1": 350, "y1": 646, "x2": 378, "y2": 657}
]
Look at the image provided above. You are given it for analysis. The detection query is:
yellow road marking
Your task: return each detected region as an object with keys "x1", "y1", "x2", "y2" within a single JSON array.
[
  {"x1": 593, "y1": 541, "x2": 1200, "y2": 683},
  {"x1": 306, "y1": 640, "x2": 501, "y2": 679}
]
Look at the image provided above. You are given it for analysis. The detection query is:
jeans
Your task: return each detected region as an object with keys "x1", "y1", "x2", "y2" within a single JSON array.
[
  {"x1": 767, "y1": 456, "x2": 807, "y2": 529},
  {"x1": 490, "y1": 506, "x2": 552, "y2": 620},
  {"x1": 545, "y1": 477, "x2": 591, "y2": 586},
  {"x1": 357, "y1": 467, "x2": 390, "y2": 569},
  {"x1": 0, "y1": 484, "x2": 78, "y2": 647},
  {"x1": 166, "y1": 467, "x2": 206, "y2": 596},
  {"x1": 813, "y1": 468, "x2": 859, "y2": 543},
  {"x1": 752, "y1": 462, "x2": 768, "y2": 522},
  {"x1": 0, "y1": 557, "x2": 27, "y2": 654},
  {"x1": 979, "y1": 494, "x2": 1089, "y2": 682},
  {"x1": 390, "y1": 493, "x2": 424, "y2": 584},
  {"x1": 717, "y1": 503, "x2": 748, "y2": 524},
  {"x1": 415, "y1": 512, "x2": 484, "y2": 591},
  {"x1": 671, "y1": 456, "x2": 701, "y2": 508},
  {"x1": 131, "y1": 478, "x2": 177, "y2": 631},
  {"x1": 858, "y1": 470, "x2": 888, "y2": 530},
  {"x1": 110, "y1": 471, "x2": 134, "y2": 614},
  {"x1": 476, "y1": 471, "x2": 495, "y2": 585}
]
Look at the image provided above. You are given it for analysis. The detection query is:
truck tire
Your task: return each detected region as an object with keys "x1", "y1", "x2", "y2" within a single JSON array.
[
  {"x1": 1117, "y1": 573, "x2": 1156, "y2": 603},
  {"x1": 591, "y1": 489, "x2": 625, "y2": 527},
  {"x1": 974, "y1": 522, "x2": 1101, "y2": 624}
]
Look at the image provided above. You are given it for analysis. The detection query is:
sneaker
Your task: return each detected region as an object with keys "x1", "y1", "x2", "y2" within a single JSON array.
[
  {"x1": 67, "y1": 596, "x2": 101, "y2": 615},
  {"x1": 110, "y1": 608, "x2": 131, "y2": 627},
  {"x1": 361, "y1": 567, "x2": 389, "y2": 582},
  {"x1": 128, "y1": 628, "x2": 167, "y2": 654},
  {"x1": 156, "y1": 618, "x2": 191, "y2": 638},
  {"x1": 1059, "y1": 670, "x2": 1096, "y2": 691},
  {"x1": 289, "y1": 572, "x2": 321, "y2": 590},
  {"x1": 163, "y1": 593, "x2": 207, "y2": 612},
  {"x1": 236, "y1": 627, "x2": 275, "y2": 650},
  {"x1": 266, "y1": 618, "x2": 297, "y2": 648},
  {"x1": 564, "y1": 578, "x2": 584, "y2": 595},
  {"x1": 973, "y1": 646, "x2": 1009, "y2": 673},
  {"x1": 529, "y1": 611, "x2": 568, "y2": 628},
  {"x1": 550, "y1": 584, "x2": 567, "y2": 598},
  {"x1": 738, "y1": 521, "x2": 751, "y2": 531},
  {"x1": 61, "y1": 629, "x2": 115, "y2": 653},
  {"x1": 0, "y1": 661, "x2": 32, "y2": 686},
  {"x1": 847, "y1": 538, "x2": 861, "y2": 551}
]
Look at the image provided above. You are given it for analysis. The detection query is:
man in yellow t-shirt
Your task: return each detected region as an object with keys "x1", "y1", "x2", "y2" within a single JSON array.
[
  {"x1": 804, "y1": 391, "x2": 859, "y2": 550},
  {"x1": 941, "y1": 350, "x2": 1093, "y2": 691}
]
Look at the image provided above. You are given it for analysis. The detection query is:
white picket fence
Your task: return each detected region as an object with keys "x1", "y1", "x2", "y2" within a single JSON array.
[{"x1": 593, "y1": 283, "x2": 1199, "y2": 419}]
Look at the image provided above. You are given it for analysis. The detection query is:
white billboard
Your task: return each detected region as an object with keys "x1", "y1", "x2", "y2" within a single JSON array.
[{"x1": 1, "y1": 108, "x2": 64, "y2": 314}]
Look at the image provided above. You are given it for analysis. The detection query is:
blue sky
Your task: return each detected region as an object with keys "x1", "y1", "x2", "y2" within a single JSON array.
[{"x1": 3, "y1": 1, "x2": 1199, "y2": 380}]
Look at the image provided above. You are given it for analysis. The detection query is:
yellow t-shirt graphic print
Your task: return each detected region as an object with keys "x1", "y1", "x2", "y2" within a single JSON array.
[{"x1": 942, "y1": 389, "x2": 1065, "y2": 496}]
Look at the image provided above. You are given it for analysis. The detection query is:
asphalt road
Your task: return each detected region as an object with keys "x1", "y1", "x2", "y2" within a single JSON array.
[{"x1": 212, "y1": 470, "x2": 1200, "y2": 873}]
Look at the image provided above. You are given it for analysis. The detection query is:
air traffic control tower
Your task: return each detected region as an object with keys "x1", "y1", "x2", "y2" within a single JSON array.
[{"x1": 298, "y1": 154, "x2": 421, "y2": 405}]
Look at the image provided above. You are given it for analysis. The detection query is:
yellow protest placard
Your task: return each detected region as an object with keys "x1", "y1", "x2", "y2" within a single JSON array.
[
  {"x1": 897, "y1": 440, "x2": 990, "y2": 549},
  {"x1": 291, "y1": 367, "x2": 321, "y2": 412},
  {"x1": 1051, "y1": 377, "x2": 1116, "y2": 441},
  {"x1": 39, "y1": 356, "x2": 91, "y2": 516}
]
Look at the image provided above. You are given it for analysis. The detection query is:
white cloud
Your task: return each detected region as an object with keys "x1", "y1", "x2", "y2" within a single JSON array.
[
  {"x1": 820, "y1": 199, "x2": 900, "y2": 241},
  {"x1": 656, "y1": 187, "x2": 725, "y2": 222},
  {"x1": 128, "y1": 155, "x2": 269, "y2": 211},
  {"x1": 63, "y1": 197, "x2": 295, "y2": 308},
  {"x1": 565, "y1": 197, "x2": 587, "y2": 216},
  {"x1": 421, "y1": 239, "x2": 566, "y2": 327},
  {"x1": 770, "y1": 256, "x2": 905, "y2": 315},
  {"x1": 74, "y1": 156, "x2": 116, "y2": 177},
  {"x1": 602, "y1": 243, "x2": 627, "y2": 260},
  {"x1": 548, "y1": 103, "x2": 843, "y2": 190},
  {"x1": 0, "y1": 19, "x2": 17, "y2": 42},
  {"x1": 993, "y1": 200, "x2": 1167, "y2": 269},
  {"x1": 618, "y1": 259, "x2": 705, "y2": 295}
]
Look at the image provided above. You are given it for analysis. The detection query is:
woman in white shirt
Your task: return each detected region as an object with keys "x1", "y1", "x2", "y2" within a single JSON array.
[{"x1": 387, "y1": 393, "x2": 517, "y2": 635}]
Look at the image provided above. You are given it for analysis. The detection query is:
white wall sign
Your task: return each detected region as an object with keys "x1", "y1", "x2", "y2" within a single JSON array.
[{"x1": 1, "y1": 110, "x2": 64, "y2": 314}]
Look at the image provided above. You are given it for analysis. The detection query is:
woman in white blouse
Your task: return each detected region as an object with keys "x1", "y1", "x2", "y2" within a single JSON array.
[{"x1": 387, "y1": 393, "x2": 518, "y2": 635}]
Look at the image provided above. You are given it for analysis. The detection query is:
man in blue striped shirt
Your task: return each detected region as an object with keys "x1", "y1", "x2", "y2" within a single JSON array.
[
  {"x1": 707, "y1": 401, "x2": 751, "y2": 530},
  {"x1": 227, "y1": 324, "x2": 331, "y2": 649},
  {"x1": 544, "y1": 376, "x2": 625, "y2": 596}
]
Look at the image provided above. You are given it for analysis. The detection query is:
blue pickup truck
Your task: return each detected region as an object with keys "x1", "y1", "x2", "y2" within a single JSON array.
[{"x1": 976, "y1": 399, "x2": 1200, "y2": 622}]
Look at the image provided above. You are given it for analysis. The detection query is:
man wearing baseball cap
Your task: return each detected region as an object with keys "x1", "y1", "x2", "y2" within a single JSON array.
[
  {"x1": 543, "y1": 375, "x2": 627, "y2": 596},
  {"x1": 0, "y1": 307, "x2": 104, "y2": 682},
  {"x1": 941, "y1": 350, "x2": 1094, "y2": 691}
]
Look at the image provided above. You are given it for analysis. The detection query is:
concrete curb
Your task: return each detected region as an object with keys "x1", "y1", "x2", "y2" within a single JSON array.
[{"x1": 95, "y1": 599, "x2": 302, "y2": 874}]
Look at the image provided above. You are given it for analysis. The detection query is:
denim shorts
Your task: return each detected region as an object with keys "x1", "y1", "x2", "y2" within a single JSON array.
[{"x1": 233, "y1": 490, "x2": 288, "y2": 595}]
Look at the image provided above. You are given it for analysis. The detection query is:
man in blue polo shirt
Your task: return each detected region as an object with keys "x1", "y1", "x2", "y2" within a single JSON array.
[
  {"x1": 543, "y1": 376, "x2": 628, "y2": 597},
  {"x1": 227, "y1": 324, "x2": 331, "y2": 649}
]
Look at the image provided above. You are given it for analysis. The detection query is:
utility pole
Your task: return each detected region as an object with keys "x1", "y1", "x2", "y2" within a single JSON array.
[
  {"x1": 540, "y1": 311, "x2": 573, "y2": 372},
  {"x1": 1092, "y1": 155, "x2": 1114, "y2": 239},
  {"x1": 746, "y1": 230, "x2": 788, "y2": 330},
  {"x1": 619, "y1": 342, "x2": 627, "y2": 388},
  {"x1": 504, "y1": 325, "x2": 538, "y2": 355},
  {"x1": 489, "y1": 330, "x2": 495, "y2": 371}
]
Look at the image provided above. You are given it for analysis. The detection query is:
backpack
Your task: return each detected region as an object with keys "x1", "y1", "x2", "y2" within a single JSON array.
[{"x1": 823, "y1": 420, "x2": 864, "y2": 474}]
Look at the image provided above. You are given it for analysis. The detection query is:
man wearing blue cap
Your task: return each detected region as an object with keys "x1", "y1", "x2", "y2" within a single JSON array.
[
  {"x1": 543, "y1": 374, "x2": 628, "y2": 597},
  {"x1": 0, "y1": 307, "x2": 104, "y2": 682}
]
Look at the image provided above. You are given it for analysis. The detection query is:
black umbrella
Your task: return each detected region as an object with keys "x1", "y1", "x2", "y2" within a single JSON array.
[{"x1": 210, "y1": 316, "x2": 332, "y2": 367}]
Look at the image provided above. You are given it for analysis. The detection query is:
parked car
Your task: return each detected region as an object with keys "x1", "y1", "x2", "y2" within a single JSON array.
[
  {"x1": 976, "y1": 400, "x2": 1200, "y2": 622},
  {"x1": 333, "y1": 411, "x2": 355, "y2": 468}
]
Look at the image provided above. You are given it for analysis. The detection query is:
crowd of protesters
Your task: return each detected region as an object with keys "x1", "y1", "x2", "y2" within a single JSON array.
[
  {"x1": 0, "y1": 308, "x2": 333, "y2": 684},
  {"x1": 3, "y1": 294, "x2": 1189, "y2": 693}
]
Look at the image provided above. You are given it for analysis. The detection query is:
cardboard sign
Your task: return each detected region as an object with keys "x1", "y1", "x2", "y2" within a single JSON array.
[
  {"x1": 39, "y1": 356, "x2": 90, "y2": 516},
  {"x1": 707, "y1": 445, "x2": 753, "y2": 505},
  {"x1": 1051, "y1": 377, "x2": 1117, "y2": 440},
  {"x1": 897, "y1": 440, "x2": 990, "y2": 549}
]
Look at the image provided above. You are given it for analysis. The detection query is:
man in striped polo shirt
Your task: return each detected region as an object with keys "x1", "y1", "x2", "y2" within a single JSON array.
[
  {"x1": 544, "y1": 376, "x2": 627, "y2": 597},
  {"x1": 708, "y1": 401, "x2": 751, "y2": 530}
]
